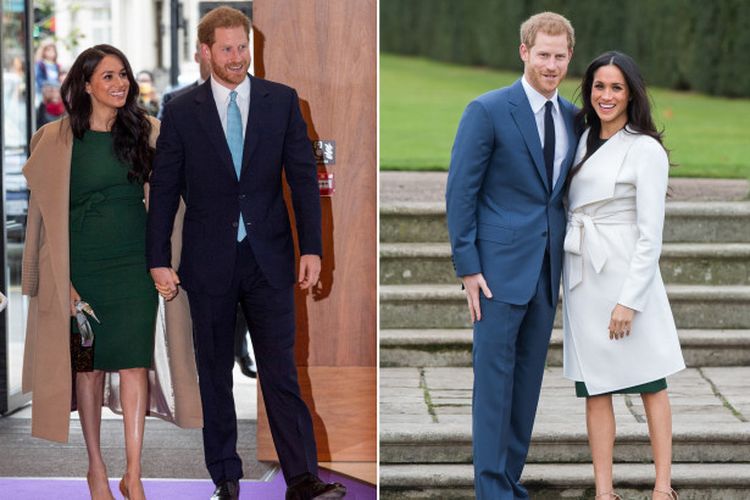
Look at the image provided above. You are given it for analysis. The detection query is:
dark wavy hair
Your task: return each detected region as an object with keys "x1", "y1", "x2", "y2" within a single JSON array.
[
  {"x1": 571, "y1": 50, "x2": 670, "y2": 177},
  {"x1": 60, "y1": 44, "x2": 153, "y2": 184}
]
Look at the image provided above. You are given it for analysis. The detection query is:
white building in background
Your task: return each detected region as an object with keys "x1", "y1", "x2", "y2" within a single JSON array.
[{"x1": 51, "y1": 0, "x2": 252, "y2": 92}]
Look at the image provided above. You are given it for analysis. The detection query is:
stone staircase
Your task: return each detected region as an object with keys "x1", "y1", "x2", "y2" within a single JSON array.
[{"x1": 379, "y1": 200, "x2": 750, "y2": 499}]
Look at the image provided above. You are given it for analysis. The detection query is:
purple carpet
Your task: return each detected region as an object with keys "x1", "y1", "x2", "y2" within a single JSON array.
[{"x1": 0, "y1": 469, "x2": 375, "y2": 499}]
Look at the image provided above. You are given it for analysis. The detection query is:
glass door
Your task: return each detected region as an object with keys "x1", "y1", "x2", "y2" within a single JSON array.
[{"x1": 1, "y1": 0, "x2": 33, "y2": 414}]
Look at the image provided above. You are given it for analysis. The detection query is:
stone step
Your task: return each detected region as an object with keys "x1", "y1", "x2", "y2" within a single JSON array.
[
  {"x1": 380, "y1": 328, "x2": 750, "y2": 368},
  {"x1": 380, "y1": 201, "x2": 750, "y2": 243},
  {"x1": 380, "y1": 242, "x2": 750, "y2": 285},
  {"x1": 380, "y1": 284, "x2": 750, "y2": 329},
  {"x1": 379, "y1": 422, "x2": 750, "y2": 464},
  {"x1": 380, "y1": 463, "x2": 750, "y2": 499}
]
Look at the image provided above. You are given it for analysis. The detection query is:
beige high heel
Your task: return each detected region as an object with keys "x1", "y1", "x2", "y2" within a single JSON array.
[
  {"x1": 654, "y1": 487, "x2": 679, "y2": 499},
  {"x1": 595, "y1": 491, "x2": 622, "y2": 499},
  {"x1": 119, "y1": 476, "x2": 129, "y2": 499}
]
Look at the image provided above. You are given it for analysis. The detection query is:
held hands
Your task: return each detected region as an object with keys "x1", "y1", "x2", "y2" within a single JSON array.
[
  {"x1": 70, "y1": 282, "x2": 81, "y2": 316},
  {"x1": 609, "y1": 303, "x2": 635, "y2": 340},
  {"x1": 150, "y1": 267, "x2": 181, "y2": 301},
  {"x1": 298, "y1": 254, "x2": 321, "y2": 290},
  {"x1": 462, "y1": 273, "x2": 493, "y2": 323}
]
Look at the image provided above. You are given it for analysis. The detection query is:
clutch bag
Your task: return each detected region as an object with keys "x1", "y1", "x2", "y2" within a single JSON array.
[{"x1": 74, "y1": 300, "x2": 100, "y2": 347}]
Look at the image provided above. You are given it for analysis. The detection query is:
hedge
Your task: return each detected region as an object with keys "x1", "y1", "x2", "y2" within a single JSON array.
[{"x1": 381, "y1": 0, "x2": 750, "y2": 98}]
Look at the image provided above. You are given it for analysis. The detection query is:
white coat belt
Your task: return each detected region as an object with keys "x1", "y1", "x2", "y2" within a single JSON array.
[{"x1": 564, "y1": 208, "x2": 637, "y2": 290}]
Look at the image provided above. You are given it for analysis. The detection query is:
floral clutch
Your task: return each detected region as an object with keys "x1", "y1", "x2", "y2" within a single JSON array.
[{"x1": 74, "y1": 300, "x2": 100, "y2": 347}]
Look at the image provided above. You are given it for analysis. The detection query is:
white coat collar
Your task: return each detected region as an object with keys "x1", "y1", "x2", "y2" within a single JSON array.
[{"x1": 568, "y1": 125, "x2": 640, "y2": 211}]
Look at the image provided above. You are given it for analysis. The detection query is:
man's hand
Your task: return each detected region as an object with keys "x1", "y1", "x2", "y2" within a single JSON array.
[
  {"x1": 609, "y1": 303, "x2": 635, "y2": 340},
  {"x1": 461, "y1": 273, "x2": 493, "y2": 323},
  {"x1": 150, "y1": 267, "x2": 181, "y2": 301},
  {"x1": 298, "y1": 254, "x2": 321, "y2": 290}
]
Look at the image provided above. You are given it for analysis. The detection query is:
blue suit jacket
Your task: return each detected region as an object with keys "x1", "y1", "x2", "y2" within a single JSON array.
[
  {"x1": 147, "y1": 75, "x2": 322, "y2": 295},
  {"x1": 446, "y1": 79, "x2": 577, "y2": 306}
]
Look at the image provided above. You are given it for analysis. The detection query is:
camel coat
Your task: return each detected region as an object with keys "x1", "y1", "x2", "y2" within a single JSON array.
[{"x1": 21, "y1": 117, "x2": 203, "y2": 443}]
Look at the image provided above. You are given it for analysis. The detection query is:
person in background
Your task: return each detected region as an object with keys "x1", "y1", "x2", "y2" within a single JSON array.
[
  {"x1": 562, "y1": 51, "x2": 684, "y2": 500},
  {"x1": 158, "y1": 41, "x2": 211, "y2": 119},
  {"x1": 159, "y1": 40, "x2": 257, "y2": 379},
  {"x1": 34, "y1": 39, "x2": 61, "y2": 101},
  {"x1": 136, "y1": 70, "x2": 160, "y2": 117},
  {"x1": 36, "y1": 81, "x2": 65, "y2": 129}
]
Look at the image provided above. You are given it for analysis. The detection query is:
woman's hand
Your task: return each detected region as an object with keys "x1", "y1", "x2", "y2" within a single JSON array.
[
  {"x1": 609, "y1": 303, "x2": 635, "y2": 340},
  {"x1": 70, "y1": 282, "x2": 81, "y2": 316}
]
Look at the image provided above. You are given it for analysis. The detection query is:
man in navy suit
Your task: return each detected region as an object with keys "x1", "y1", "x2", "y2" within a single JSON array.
[
  {"x1": 446, "y1": 12, "x2": 577, "y2": 499},
  {"x1": 147, "y1": 6, "x2": 345, "y2": 500}
]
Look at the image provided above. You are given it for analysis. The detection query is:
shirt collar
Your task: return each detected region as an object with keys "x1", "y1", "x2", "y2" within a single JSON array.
[
  {"x1": 210, "y1": 74, "x2": 251, "y2": 103},
  {"x1": 521, "y1": 75, "x2": 559, "y2": 114}
]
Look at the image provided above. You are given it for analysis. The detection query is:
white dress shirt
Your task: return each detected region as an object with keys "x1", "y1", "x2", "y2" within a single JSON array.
[
  {"x1": 521, "y1": 76, "x2": 568, "y2": 188},
  {"x1": 210, "y1": 75, "x2": 251, "y2": 137}
]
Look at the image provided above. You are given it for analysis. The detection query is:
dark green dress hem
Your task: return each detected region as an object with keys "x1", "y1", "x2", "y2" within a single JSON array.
[{"x1": 575, "y1": 378, "x2": 667, "y2": 398}]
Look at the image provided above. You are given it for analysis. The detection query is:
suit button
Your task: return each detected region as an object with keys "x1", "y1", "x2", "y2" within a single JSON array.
[
  {"x1": 542, "y1": 231, "x2": 548, "y2": 237},
  {"x1": 246, "y1": 222, "x2": 252, "y2": 226},
  {"x1": 239, "y1": 194, "x2": 246, "y2": 199},
  {"x1": 232, "y1": 222, "x2": 238, "y2": 228}
]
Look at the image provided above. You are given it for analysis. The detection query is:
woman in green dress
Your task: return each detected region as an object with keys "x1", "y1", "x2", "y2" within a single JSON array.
[{"x1": 60, "y1": 44, "x2": 157, "y2": 500}]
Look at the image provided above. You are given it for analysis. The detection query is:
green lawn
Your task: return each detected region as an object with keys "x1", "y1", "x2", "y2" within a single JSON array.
[{"x1": 381, "y1": 54, "x2": 750, "y2": 178}]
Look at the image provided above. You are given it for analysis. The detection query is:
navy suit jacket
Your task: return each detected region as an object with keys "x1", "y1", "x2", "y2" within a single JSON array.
[
  {"x1": 446, "y1": 79, "x2": 577, "y2": 306},
  {"x1": 147, "y1": 75, "x2": 322, "y2": 295}
]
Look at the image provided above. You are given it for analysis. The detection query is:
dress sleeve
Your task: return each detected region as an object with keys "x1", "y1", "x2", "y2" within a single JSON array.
[{"x1": 617, "y1": 137, "x2": 669, "y2": 311}]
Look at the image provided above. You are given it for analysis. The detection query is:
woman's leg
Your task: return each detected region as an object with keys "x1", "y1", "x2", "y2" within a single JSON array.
[
  {"x1": 586, "y1": 394, "x2": 617, "y2": 496},
  {"x1": 641, "y1": 389, "x2": 674, "y2": 498},
  {"x1": 119, "y1": 367, "x2": 149, "y2": 500},
  {"x1": 76, "y1": 370, "x2": 114, "y2": 499}
]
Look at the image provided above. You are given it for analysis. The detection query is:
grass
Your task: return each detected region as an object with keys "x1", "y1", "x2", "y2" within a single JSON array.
[{"x1": 380, "y1": 54, "x2": 750, "y2": 178}]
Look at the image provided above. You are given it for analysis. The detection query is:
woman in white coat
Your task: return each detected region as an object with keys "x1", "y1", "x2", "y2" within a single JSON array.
[{"x1": 562, "y1": 51, "x2": 685, "y2": 500}]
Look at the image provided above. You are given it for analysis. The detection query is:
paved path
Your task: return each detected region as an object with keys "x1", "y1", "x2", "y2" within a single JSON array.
[
  {"x1": 381, "y1": 366, "x2": 750, "y2": 427},
  {"x1": 381, "y1": 172, "x2": 750, "y2": 203}
]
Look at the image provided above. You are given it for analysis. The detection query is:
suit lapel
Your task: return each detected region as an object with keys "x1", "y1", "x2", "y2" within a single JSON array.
[
  {"x1": 508, "y1": 81, "x2": 549, "y2": 192},
  {"x1": 195, "y1": 79, "x2": 237, "y2": 180},
  {"x1": 23, "y1": 119, "x2": 72, "y2": 316},
  {"x1": 552, "y1": 97, "x2": 578, "y2": 197},
  {"x1": 240, "y1": 75, "x2": 269, "y2": 178}
]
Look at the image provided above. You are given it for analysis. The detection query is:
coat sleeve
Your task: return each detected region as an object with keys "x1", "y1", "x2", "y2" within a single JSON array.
[
  {"x1": 617, "y1": 138, "x2": 669, "y2": 311},
  {"x1": 282, "y1": 88, "x2": 322, "y2": 257},
  {"x1": 445, "y1": 100, "x2": 494, "y2": 277},
  {"x1": 20, "y1": 127, "x2": 48, "y2": 297}
]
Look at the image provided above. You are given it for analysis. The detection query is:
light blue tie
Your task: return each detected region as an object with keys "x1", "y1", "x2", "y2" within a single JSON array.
[{"x1": 227, "y1": 90, "x2": 246, "y2": 241}]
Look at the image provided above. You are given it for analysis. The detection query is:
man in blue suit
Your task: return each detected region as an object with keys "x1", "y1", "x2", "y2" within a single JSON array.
[
  {"x1": 446, "y1": 12, "x2": 577, "y2": 499},
  {"x1": 147, "y1": 6, "x2": 345, "y2": 500}
]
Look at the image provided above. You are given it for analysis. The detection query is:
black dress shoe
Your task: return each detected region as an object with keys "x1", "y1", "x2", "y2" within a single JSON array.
[
  {"x1": 286, "y1": 473, "x2": 346, "y2": 499},
  {"x1": 210, "y1": 479, "x2": 240, "y2": 500},
  {"x1": 236, "y1": 355, "x2": 257, "y2": 378}
]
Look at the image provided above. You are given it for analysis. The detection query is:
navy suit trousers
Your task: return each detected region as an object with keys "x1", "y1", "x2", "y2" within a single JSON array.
[{"x1": 186, "y1": 239, "x2": 317, "y2": 484}]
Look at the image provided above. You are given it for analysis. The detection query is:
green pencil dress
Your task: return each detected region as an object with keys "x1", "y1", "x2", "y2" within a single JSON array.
[{"x1": 69, "y1": 130, "x2": 157, "y2": 371}]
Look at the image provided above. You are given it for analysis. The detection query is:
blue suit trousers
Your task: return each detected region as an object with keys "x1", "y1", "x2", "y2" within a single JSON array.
[{"x1": 472, "y1": 254, "x2": 555, "y2": 499}]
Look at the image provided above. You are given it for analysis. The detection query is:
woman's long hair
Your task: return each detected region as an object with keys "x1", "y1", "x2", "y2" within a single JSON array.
[
  {"x1": 571, "y1": 50, "x2": 669, "y2": 178},
  {"x1": 60, "y1": 44, "x2": 153, "y2": 184}
]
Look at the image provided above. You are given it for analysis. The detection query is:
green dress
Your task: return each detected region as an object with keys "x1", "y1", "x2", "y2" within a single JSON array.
[{"x1": 69, "y1": 130, "x2": 157, "y2": 371}]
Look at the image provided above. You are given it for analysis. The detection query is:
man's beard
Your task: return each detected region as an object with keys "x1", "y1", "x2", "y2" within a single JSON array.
[{"x1": 212, "y1": 61, "x2": 248, "y2": 85}]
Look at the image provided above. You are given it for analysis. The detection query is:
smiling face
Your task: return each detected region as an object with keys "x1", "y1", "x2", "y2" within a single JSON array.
[
  {"x1": 591, "y1": 64, "x2": 630, "y2": 133},
  {"x1": 204, "y1": 26, "x2": 251, "y2": 88},
  {"x1": 85, "y1": 55, "x2": 129, "y2": 112},
  {"x1": 520, "y1": 31, "x2": 571, "y2": 98}
]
